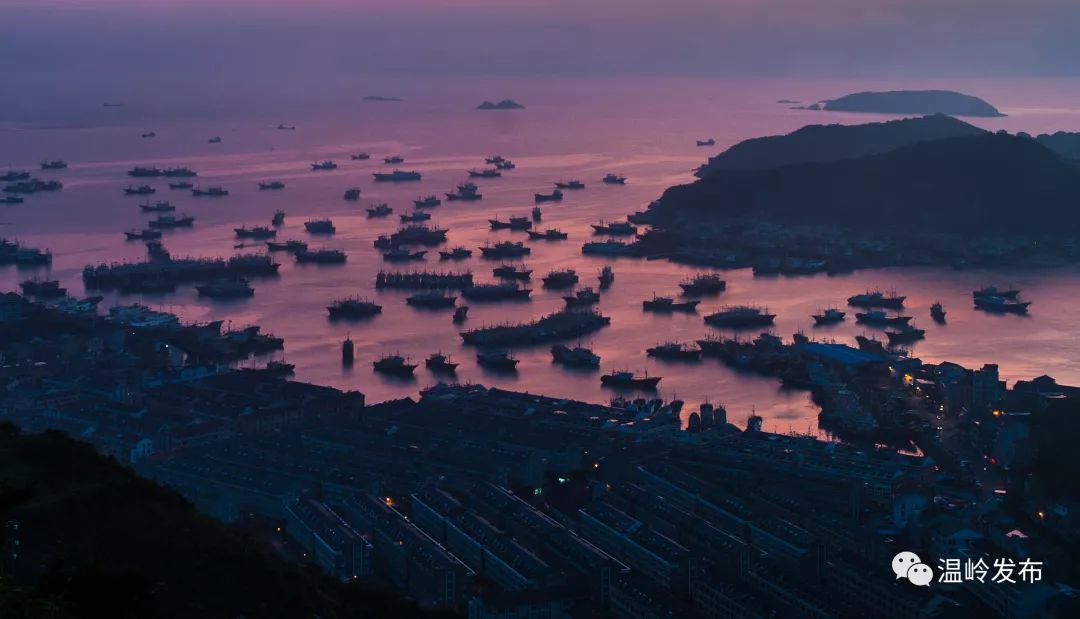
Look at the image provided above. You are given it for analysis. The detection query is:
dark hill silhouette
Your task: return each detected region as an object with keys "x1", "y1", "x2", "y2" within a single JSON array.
[
  {"x1": 1033, "y1": 131, "x2": 1080, "y2": 161},
  {"x1": 657, "y1": 133, "x2": 1080, "y2": 237},
  {"x1": 821, "y1": 89, "x2": 1004, "y2": 117},
  {"x1": 697, "y1": 114, "x2": 984, "y2": 176},
  {"x1": 0, "y1": 424, "x2": 446, "y2": 619}
]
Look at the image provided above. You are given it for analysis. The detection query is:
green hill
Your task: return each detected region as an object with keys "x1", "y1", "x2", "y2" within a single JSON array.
[{"x1": 0, "y1": 424, "x2": 444, "y2": 619}]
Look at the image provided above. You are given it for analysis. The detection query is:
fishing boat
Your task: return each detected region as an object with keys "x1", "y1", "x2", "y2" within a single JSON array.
[
  {"x1": 601, "y1": 371, "x2": 661, "y2": 389},
  {"x1": 476, "y1": 350, "x2": 518, "y2": 371},
  {"x1": 373, "y1": 354, "x2": 417, "y2": 377},
  {"x1": 598, "y1": 266, "x2": 614, "y2": 288},
  {"x1": 601, "y1": 173, "x2": 626, "y2": 185},
  {"x1": 311, "y1": 160, "x2": 337, "y2": 171},
  {"x1": 259, "y1": 181, "x2": 285, "y2": 190},
  {"x1": 643, "y1": 296, "x2": 699, "y2": 312},
  {"x1": 425, "y1": 353, "x2": 458, "y2": 373},
  {"x1": 812, "y1": 308, "x2": 846, "y2": 325},
  {"x1": 414, "y1": 195, "x2": 441, "y2": 208},
  {"x1": 526, "y1": 228, "x2": 567, "y2": 240},
  {"x1": 551, "y1": 344, "x2": 600, "y2": 367},
  {"x1": 931, "y1": 302, "x2": 946, "y2": 323}
]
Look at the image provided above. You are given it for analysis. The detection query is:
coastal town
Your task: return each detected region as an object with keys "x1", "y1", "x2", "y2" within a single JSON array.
[{"x1": 1, "y1": 290, "x2": 1075, "y2": 617}]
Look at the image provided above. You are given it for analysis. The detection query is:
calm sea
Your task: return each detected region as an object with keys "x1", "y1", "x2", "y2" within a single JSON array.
[{"x1": 3, "y1": 75, "x2": 1080, "y2": 433}]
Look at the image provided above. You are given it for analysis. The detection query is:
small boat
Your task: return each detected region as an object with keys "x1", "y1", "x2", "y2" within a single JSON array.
[
  {"x1": 344, "y1": 188, "x2": 362, "y2": 200},
  {"x1": 489, "y1": 216, "x2": 532, "y2": 231},
  {"x1": 554, "y1": 179, "x2": 585, "y2": 190},
  {"x1": 598, "y1": 266, "x2": 614, "y2": 289},
  {"x1": 124, "y1": 185, "x2": 156, "y2": 195},
  {"x1": 704, "y1": 306, "x2": 776, "y2": 328},
  {"x1": 493, "y1": 264, "x2": 532, "y2": 280},
  {"x1": 854, "y1": 311, "x2": 912, "y2": 327},
  {"x1": 128, "y1": 166, "x2": 162, "y2": 177},
  {"x1": 196, "y1": 278, "x2": 255, "y2": 298},
  {"x1": 551, "y1": 344, "x2": 600, "y2": 367},
  {"x1": 162, "y1": 167, "x2": 196, "y2": 177},
  {"x1": 425, "y1": 353, "x2": 458, "y2": 373},
  {"x1": 696, "y1": 138, "x2": 715, "y2": 147},
  {"x1": 20, "y1": 279, "x2": 66, "y2": 298},
  {"x1": 478, "y1": 241, "x2": 530, "y2": 259},
  {"x1": 414, "y1": 195, "x2": 441, "y2": 208},
  {"x1": 400, "y1": 211, "x2": 431, "y2": 223},
  {"x1": 453, "y1": 306, "x2": 469, "y2": 323},
  {"x1": 351, "y1": 153, "x2": 371, "y2": 160},
  {"x1": 168, "y1": 181, "x2": 193, "y2": 190},
  {"x1": 272, "y1": 210, "x2": 286, "y2": 226},
  {"x1": 643, "y1": 296, "x2": 699, "y2": 313},
  {"x1": 407, "y1": 292, "x2": 457, "y2": 309},
  {"x1": 974, "y1": 296, "x2": 1030, "y2": 314},
  {"x1": 327, "y1": 298, "x2": 381, "y2": 318},
  {"x1": 591, "y1": 221, "x2": 637, "y2": 235},
  {"x1": 234, "y1": 226, "x2": 276, "y2": 239},
  {"x1": 531, "y1": 206, "x2": 542, "y2": 221},
  {"x1": 304, "y1": 219, "x2": 335, "y2": 234},
  {"x1": 367, "y1": 203, "x2": 392, "y2": 217},
  {"x1": 601, "y1": 371, "x2": 661, "y2": 390},
  {"x1": 124, "y1": 228, "x2": 162, "y2": 241},
  {"x1": 191, "y1": 186, "x2": 228, "y2": 197},
  {"x1": 446, "y1": 183, "x2": 482, "y2": 201},
  {"x1": 526, "y1": 228, "x2": 567, "y2": 240},
  {"x1": 495, "y1": 160, "x2": 516, "y2": 170},
  {"x1": 534, "y1": 189, "x2": 563, "y2": 203},
  {"x1": 812, "y1": 308, "x2": 846, "y2": 325},
  {"x1": 563, "y1": 288, "x2": 600, "y2": 308},
  {"x1": 373, "y1": 354, "x2": 417, "y2": 377},
  {"x1": 296, "y1": 249, "x2": 346, "y2": 264},
  {"x1": 277, "y1": 124, "x2": 296, "y2": 130},
  {"x1": 886, "y1": 326, "x2": 926, "y2": 345},
  {"x1": 208, "y1": 136, "x2": 222, "y2": 144},
  {"x1": 148, "y1": 214, "x2": 194, "y2": 228},
  {"x1": 383, "y1": 248, "x2": 426, "y2": 262},
  {"x1": 141, "y1": 131, "x2": 156, "y2": 138},
  {"x1": 679, "y1": 274, "x2": 726, "y2": 295},
  {"x1": 1, "y1": 195, "x2": 24, "y2": 204},
  {"x1": 373, "y1": 170, "x2": 422, "y2": 182},
  {"x1": 931, "y1": 302, "x2": 946, "y2": 323},
  {"x1": 647, "y1": 342, "x2": 702, "y2": 361},
  {"x1": 469, "y1": 168, "x2": 501, "y2": 178},
  {"x1": 477, "y1": 350, "x2": 518, "y2": 371},
  {"x1": 40, "y1": 160, "x2": 67, "y2": 170},
  {"x1": 259, "y1": 181, "x2": 285, "y2": 190},
  {"x1": 542, "y1": 269, "x2": 578, "y2": 289},
  {"x1": 847, "y1": 290, "x2": 906, "y2": 309},
  {"x1": 266, "y1": 239, "x2": 307, "y2": 253},
  {"x1": 1, "y1": 171, "x2": 30, "y2": 182},
  {"x1": 311, "y1": 160, "x2": 337, "y2": 171},
  {"x1": 439, "y1": 247, "x2": 473, "y2": 260},
  {"x1": 485, "y1": 155, "x2": 506, "y2": 164},
  {"x1": 973, "y1": 286, "x2": 1020, "y2": 299},
  {"x1": 139, "y1": 201, "x2": 175, "y2": 212},
  {"x1": 342, "y1": 336, "x2": 354, "y2": 366},
  {"x1": 384, "y1": 155, "x2": 405, "y2": 164},
  {"x1": 601, "y1": 173, "x2": 626, "y2": 185},
  {"x1": 856, "y1": 335, "x2": 888, "y2": 355}
]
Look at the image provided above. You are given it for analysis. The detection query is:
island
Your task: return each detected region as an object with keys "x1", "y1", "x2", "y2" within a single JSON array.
[
  {"x1": 476, "y1": 99, "x2": 525, "y2": 110},
  {"x1": 820, "y1": 89, "x2": 1004, "y2": 117},
  {"x1": 696, "y1": 113, "x2": 984, "y2": 176},
  {"x1": 363, "y1": 95, "x2": 403, "y2": 102}
]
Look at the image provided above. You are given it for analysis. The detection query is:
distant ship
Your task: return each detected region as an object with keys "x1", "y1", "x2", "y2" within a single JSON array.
[
  {"x1": 643, "y1": 296, "x2": 699, "y2": 313},
  {"x1": 563, "y1": 288, "x2": 600, "y2": 308},
  {"x1": 847, "y1": 290, "x2": 906, "y2": 309},
  {"x1": 489, "y1": 215, "x2": 532, "y2": 231},
  {"x1": 478, "y1": 241, "x2": 530, "y2": 258},
  {"x1": 601, "y1": 173, "x2": 626, "y2": 185},
  {"x1": 139, "y1": 201, "x2": 175, "y2": 212},
  {"x1": 367, "y1": 203, "x2": 392, "y2": 217},
  {"x1": 266, "y1": 239, "x2": 307, "y2": 253},
  {"x1": 382, "y1": 247, "x2": 427, "y2": 262},
  {"x1": 400, "y1": 211, "x2": 431, "y2": 223},
  {"x1": 469, "y1": 168, "x2": 501, "y2": 178},
  {"x1": 973, "y1": 286, "x2": 1020, "y2": 299},
  {"x1": 40, "y1": 160, "x2": 67, "y2": 170},
  {"x1": 647, "y1": 342, "x2": 702, "y2": 361},
  {"x1": 493, "y1": 264, "x2": 532, "y2": 280},
  {"x1": 446, "y1": 182, "x2": 482, "y2": 200},
  {"x1": 124, "y1": 185, "x2": 156, "y2": 195},
  {"x1": 461, "y1": 283, "x2": 531, "y2": 302},
  {"x1": 598, "y1": 266, "x2": 614, "y2": 288},
  {"x1": 703, "y1": 306, "x2": 776, "y2": 328},
  {"x1": 259, "y1": 181, "x2": 285, "y2": 190},
  {"x1": 162, "y1": 167, "x2": 197, "y2": 177},
  {"x1": 384, "y1": 155, "x2": 405, "y2": 164},
  {"x1": 931, "y1": 302, "x2": 946, "y2": 323},
  {"x1": 276, "y1": 123, "x2": 296, "y2": 130},
  {"x1": 351, "y1": 153, "x2": 371, "y2": 160},
  {"x1": 974, "y1": 295, "x2": 1030, "y2": 314},
  {"x1": 601, "y1": 371, "x2": 661, "y2": 389},
  {"x1": 591, "y1": 221, "x2": 637, "y2": 235},
  {"x1": 128, "y1": 166, "x2": 162, "y2": 177},
  {"x1": 812, "y1": 308, "x2": 846, "y2": 325},
  {"x1": 196, "y1": 278, "x2": 255, "y2": 298},
  {"x1": 147, "y1": 214, "x2": 194, "y2": 228},
  {"x1": 534, "y1": 189, "x2": 563, "y2": 203},
  {"x1": 476, "y1": 350, "x2": 518, "y2": 372},
  {"x1": 854, "y1": 310, "x2": 911, "y2": 327},
  {"x1": 311, "y1": 160, "x2": 337, "y2": 171},
  {"x1": 532, "y1": 206, "x2": 542, "y2": 221},
  {"x1": 296, "y1": 248, "x2": 346, "y2": 263},
  {"x1": 344, "y1": 188, "x2": 362, "y2": 201},
  {"x1": 327, "y1": 298, "x2": 381, "y2": 318},
  {"x1": 373, "y1": 170, "x2": 422, "y2": 182},
  {"x1": 679, "y1": 274, "x2": 726, "y2": 295},
  {"x1": 526, "y1": 228, "x2": 567, "y2": 240},
  {"x1": 141, "y1": 131, "x2": 156, "y2": 138},
  {"x1": 304, "y1": 219, "x2": 336, "y2": 234},
  {"x1": 551, "y1": 344, "x2": 600, "y2": 367},
  {"x1": 495, "y1": 160, "x2": 516, "y2": 170},
  {"x1": 406, "y1": 292, "x2": 457, "y2": 309},
  {"x1": 425, "y1": 353, "x2": 458, "y2": 373},
  {"x1": 168, "y1": 181, "x2": 194, "y2": 190},
  {"x1": 414, "y1": 195, "x2": 441, "y2": 208},
  {"x1": 234, "y1": 226, "x2": 276, "y2": 239},
  {"x1": 886, "y1": 326, "x2": 926, "y2": 345},
  {"x1": 124, "y1": 228, "x2": 162, "y2": 241},
  {"x1": 439, "y1": 247, "x2": 473, "y2": 260},
  {"x1": 208, "y1": 136, "x2": 222, "y2": 144},
  {"x1": 373, "y1": 354, "x2": 417, "y2": 377},
  {"x1": 485, "y1": 155, "x2": 506, "y2": 164},
  {"x1": 542, "y1": 269, "x2": 579, "y2": 289},
  {"x1": 697, "y1": 138, "x2": 715, "y2": 146},
  {"x1": 271, "y1": 211, "x2": 286, "y2": 226},
  {"x1": 191, "y1": 186, "x2": 228, "y2": 197},
  {"x1": 554, "y1": 179, "x2": 585, "y2": 190}
]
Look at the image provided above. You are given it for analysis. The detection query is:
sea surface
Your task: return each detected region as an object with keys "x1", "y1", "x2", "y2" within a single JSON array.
[{"x1": 3, "y1": 75, "x2": 1080, "y2": 433}]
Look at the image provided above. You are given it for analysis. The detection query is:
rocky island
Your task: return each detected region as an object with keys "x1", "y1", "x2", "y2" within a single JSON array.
[
  {"x1": 363, "y1": 95, "x2": 403, "y2": 102},
  {"x1": 476, "y1": 99, "x2": 525, "y2": 110},
  {"x1": 819, "y1": 89, "x2": 1004, "y2": 117}
]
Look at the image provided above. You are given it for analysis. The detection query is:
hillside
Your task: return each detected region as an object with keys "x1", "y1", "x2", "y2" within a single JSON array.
[
  {"x1": 696, "y1": 114, "x2": 984, "y2": 176},
  {"x1": 1034, "y1": 131, "x2": 1080, "y2": 160},
  {"x1": 821, "y1": 89, "x2": 1004, "y2": 117},
  {"x1": 0, "y1": 424, "x2": 444, "y2": 619},
  {"x1": 657, "y1": 132, "x2": 1080, "y2": 237}
]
